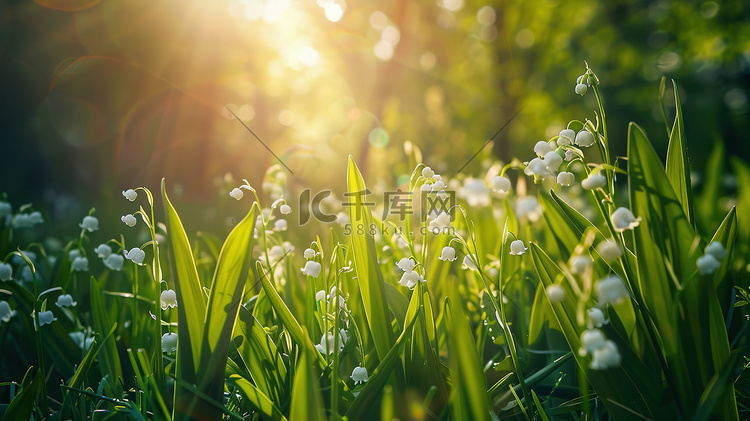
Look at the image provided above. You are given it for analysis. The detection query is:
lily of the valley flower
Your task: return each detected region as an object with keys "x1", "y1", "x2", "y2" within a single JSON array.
[
  {"x1": 274, "y1": 219, "x2": 287, "y2": 231},
  {"x1": 104, "y1": 254, "x2": 124, "y2": 271},
  {"x1": 79, "y1": 215, "x2": 99, "y2": 232},
  {"x1": 316, "y1": 329, "x2": 347, "y2": 354},
  {"x1": 596, "y1": 240, "x2": 621, "y2": 262},
  {"x1": 396, "y1": 257, "x2": 416, "y2": 273},
  {"x1": 587, "y1": 307, "x2": 608, "y2": 328},
  {"x1": 302, "y1": 261, "x2": 322, "y2": 277},
  {"x1": 351, "y1": 366, "x2": 369, "y2": 385},
  {"x1": 575, "y1": 130, "x2": 595, "y2": 147},
  {"x1": 161, "y1": 289, "x2": 178, "y2": 310},
  {"x1": 0, "y1": 263, "x2": 12, "y2": 281},
  {"x1": 229, "y1": 188, "x2": 244, "y2": 200},
  {"x1": 534, "y1": 141, "x2": 554, "y2": 157},
  {"x1": 428, "y1": 212, "x2": 451, "y2": 231},
  {"x1": 399, "y1": 271, "x2": 422, "y2": 289},
  {"x1": 439, "y1": 246, "x2": 457, "y2": 262},
  {"x1": 492, "y1": 176, "x2": 511, "y2": 197},
  {"x1": 124, "y1": 247, "x2": 146, "y2": 265},
  {"x1": 595, "y1": 275, "x2": 629, "y2": 305},
  {"x1": 697, "y1": 254, "x2": 721, "y2": 275},
  {"x1": 589, "y1": 340, "x2": 622, "y2": 370},
  {"x1": 578, "y1": 329, "x2": 606, "y2": 357},
  {"x1": 569, "y1": 255, "x2": 592, "y2": 274},
  {"x1": 121, "y1": 214, "x2": 137, "y2": 227},
  {"x1": 94, "y1": 244, "x2": 112, "y2": 258},
  {"x1": 509, "y1": 240, "x2": 527, "y2": 256},
  {"x1": 581, "y1": 173, "x2": 606, "y2": 190},
  {"x1": 544, "y1": 151, "x2": 563, "y2": 172},
  {"x1": 56, "y1": 294, "x2": 77, "y2": 308},
  {"x1": 575, "y1": 83, "x2": 588, "y2": 96},
  {"x1": 525, "y1": 157, "x2": 548, "y2": 178},
  {"x1": 315, "y1": 290, "x2": 326, "y2": 301},
  {"x1": 611, "y1": 207, "x2": 641, "y2": 232},
  {"x1": 162, "y1": 332, "x2": 178, "y2": 353},
  {"x1": 704, "y1": 241, "x2": 728, "y2": 259},
  {"x1": 462, "y1": 255, "x2": 477, "y2": 270},
  {"x1": 280, "y1": 204, "x2": 292, "y2": 215},
  {"x1": 558, "y1": 129, "x2": 575, "y2": 146},
  {"x1": 12, "y1": 212, "x2": 44, "y2": 228},
  {"x1": 0, "y1": 301, "x2": 15, "y2": 323},
  {"x1": 71, "y1": 257, "x2": 89, "y2": 272},
  {"x1": 304, "y1": 248, "x2": 315, "y2": 259},
  {"x1": 557, "y1": 171, "x2": 575, "y2": 186},
  {"x1": 546, "y1": 284, "x2": 565, "y2": 303},
  {"x1": 422, "y1": 166, "x2": 434, "y2": 178},
  {"x1": 123, "y1": 189, "x2": 138, "y2": 201},
  {"x1": 34, "y1": 310, "x2": 57, "y2": 328}
]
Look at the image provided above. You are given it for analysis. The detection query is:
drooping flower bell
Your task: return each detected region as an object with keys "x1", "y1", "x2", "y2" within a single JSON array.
[
  {"x1": 124, "y1": 247, "x2": 146, "y2": 265},
  {"x1": 543, "y1": 151, "x2": 563, "y2": 172},
  {"x1": 611, "y1": 207, "x2": 641, "y2": 232},
  {"x1": 587, "y1": 307, "x2": 608, "y2": 328},
  {"x1": 578, "y1": 329, "x2": 607, "y2": 357},
  {"x1": 304, "y1": 248, "x2": 315, "y2": 259},
  {"x1": 56, "y1": 294, "x2": 77, "y2": 308},
  {"x1": 396, "y1": 257, "x2": 416, "y2": 273},
  {"x1": 301, "y1": 261, "x2": 322, "y2": 278},
  {"x1": 534, "y1": 141, "x2": 554, "y2": 158},
  {"x1": 462, "y1": 255, "x2": 477, "y2": 270},
  {"x1": 351, "y1": 366, "x2": 369, "y2": 385},
  {"x1": 35, "y1": 310, "x2": 57, "y2": 328},
  {"x1": 71, "y1": 256, "x2": 89, "y2": 272},
  {"x1": 569, "y1": 255, "x2": 592, "y2": 275},
  {"x1": 229, "y1": 188, "x2": 244, "y2": 201},
  {"x1": 575, "y1": 83, "x2": 588, "y2": 96},
  {"x1": 428, "y1": 212, "x2": 451, "y2": 231},
  {"x1": 546, "y1": 284, "x2": 565, "y2": 303},
  {"x1": 104, "y1": 254, "x2": 124, "y2": 271},
  {"x1": 94, "y1": 244, "x2": 112, "y2": 258},
  {"x1": 589, "y1": 340, "x2": 621, "y2": 370},
  {"x1": 79, "y1": 216, "x2": 99, "y2": 232},
  {"x1": 509, "y1": 240, "x2": 527, "y2": 256},
  {"x1": 316, "y1": 329, "x2": 347, "y2": 354},
  {"x1": 704, "y1": 241, "x2": 727, "y2": 259},
  {"x1": 0, "y1": 262, "x2": 12, "y2": 281},
  {"x1": 596, "y1": 240, "x2": 621, "y2": 262},
  {"x1": 492, "y1": 176, "x2": 511, "y2": 197},
  {"x1": 399, "y1": 271, "x2": 421, "y2": 289},
  {"x1": 161, "y1": 289, "x2": 178, "y2": 310},
  {"x1": 439, "y1": 246, "x2": 457, "y2": 262},
  {"x1": 595, "y1": 275, "x2": 629, "y2": 305},
  {"x1": 557, "y1": 171, "x2": 575, "y2": 186},
  {"x1": 697, "y1": 254, "x2": 721, "y2": 275},
  {"x1": 274, "y1": 219, "x2": 287, "y2": 231},
  {"x1": 121, "y1": 214, "x2": 137, "y2": 227},
  {"x1": 0, "y1": 301, "x2": 16, "y2": 323},
  {"x1": 575, "y1": 130, "x2": 595, "y2": 147},
  {"x1": 280, "y1": 204, "x2": 292, "y2": 215},
  {"x1": 581, "y1": 173, "x2": 606, "y2": 190},
  {"x1": 558, "y1": 129, "x2": 575, "y2": 146},
  {"x1": 122, "y1": 189, "x2": 138, "y2": 201},
  {"x1": 421, "y1": 166, "x2": 434, "y2": 179},
  {"x1": 162, "y1": 332, "x2": 178, "y2": 353}
]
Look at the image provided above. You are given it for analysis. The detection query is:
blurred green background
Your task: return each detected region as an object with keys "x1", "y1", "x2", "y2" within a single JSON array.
[{"x1": 0, "y1": 0, "x2": 748, "y2": 221}]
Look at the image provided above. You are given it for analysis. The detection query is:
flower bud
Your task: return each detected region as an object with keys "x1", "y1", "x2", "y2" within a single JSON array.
[
  {"x1": 421, "y1": 166, "x2": 434, "y2": 179},
  {"x1": 534, "y1": 141, "x2": 554, "y2": 157},
  {"x1": 439, "y1": 246, "x2": 457, "y2": 262},
  {"x1": 575, "y1": 130, "x2": 595, "y2": 147},
  {"x1": 229, "y1": 188, "x2": 243, "y2": 200},
  {"x1": 122, "y1": 189, "x2": 138, "y2": 201},
  {"x1": 509, "y1": 240, "x2": 527, "y2": 256},
  {"x1": 558, "y1": 129, "x2": 575, "y2": 146},
  {"x1": 162, "y1": 332, "x2": 178, "y2": 353},
  {"x1": 575, "y1": 83, "x2": 588, "y2": 96},
  {"x1": 557, "y1": 171, "x2": 575, "y2": 186},
  {"x1": 492, "y1": 176, "x2": 511, "y2": 197},
  {"x1": 0, "y1": 263, "x2": 12, "y2": 281},
  {"x1": 121, "y1": 214, "x2": 137, "y2": 227}
]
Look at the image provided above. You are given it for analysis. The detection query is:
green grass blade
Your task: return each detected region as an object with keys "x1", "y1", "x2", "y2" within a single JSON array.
[
  {"x1": 199, "y1": 204, "x2": 257, "y2": 401},
  {"x1": 227, "y1": 374, "x2": 288, "y2": 421},
  {"x1": 445, "y1": 296, "x2": 491, "y2": 421},
  {"x1": 665, "y1": 80, "x2": 694, "y2": 226},
  {"x1": 346, "y1": 155, "x2": 395, "y2": 362},
  {"x1": 68, "y1": 324, "x2": 117, "y2": 390},
  {"x1": 731, "y1": 158, "x2": 750, "y2": 244},
  {"x1": 90, "y1": 276, "x2": 122, "y2": 396},
  {"x1": 3, "y1": 367, "x2": 42, "y2": 421},
  {"x1": 161, "y1": 178, "x2": 206, "y2": 382},
  {"x1": 289, "y1": 334, "x2": 326, "y2": 421}
]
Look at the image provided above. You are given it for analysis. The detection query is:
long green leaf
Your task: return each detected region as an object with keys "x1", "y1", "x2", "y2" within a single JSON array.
[
  {"x1": 346, "y1": 155, "x2": 395, "y2": 362},
  {"x1": 665, "y1": 80, "x2": 694, "y2": 225},
  {"x1": 289, "y1": 335, "x2": 326, "y2": 421},
  {"x1": 228, "y1": 374, "x2": 288, "y2": 421},
  {"x1": 3, "y1": 367, "x2": 42, "y2": 421},
  {"x1": 162, "y1": 178, "x2": 206, "y2": 382},
  {"x1": 90, "y1": 276, "x2": 122, "y2": 396}
]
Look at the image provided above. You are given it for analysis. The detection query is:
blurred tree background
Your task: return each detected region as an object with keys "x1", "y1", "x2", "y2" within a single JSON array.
[{"x1": 0, "y1": 0, "x2": 748, "y2": 225}]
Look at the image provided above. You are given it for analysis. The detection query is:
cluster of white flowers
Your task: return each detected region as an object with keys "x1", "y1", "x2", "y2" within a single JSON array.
[
  {"x1": 697, "y1": 241, "x2": 727, "y2": 275},
  {"x1": 316, "y1": 285, "x2": 348, "y2": 311},
  {"x1": 421, "y1": 167, "x2": 453, "y2": 233},
  {"x1": 595, "y1": 275, "x2": 629, "y2": 306},
  {"x1": 316, "y1": 329, "x2": 348, "y2": 354},
  {"x1": 575, "y1": 71, "x2": 598, "y2": 96},
  {"x1": 94, "y1": 243, "x2": 124, "y2": 271},
  {"x1": 69, "y1": 249, "x2": 90, "y2": 272},
  {"x1": 11, "y1": 211, "x2": 44, "y2": 229},
  {"x1": 579, "y1": 328, "x2": 621, "y2": 370},
  {"x1": 396, "y1": 257, "x2": 424, "y2": 289}
]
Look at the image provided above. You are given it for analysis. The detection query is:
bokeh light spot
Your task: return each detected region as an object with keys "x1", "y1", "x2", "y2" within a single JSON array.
[
  {"x1": 370, "y1": 11, "x2": 388, "y2": 30},
  {"x1": 279, "y1": 110, "x2": 295, "y2": 126},
  {"x1": 515, "y1": 28, "x2": 535, "y2": 48},
  {"x1": 440, "y1": 0, "x2": 464, "y2": 12},
  {"x1": 420, "y1": 52, "x2": 437, "y2": 70},
  {"x1": 382, "y1": 25, "x2": 400, "y2": 45},
  {"x1": 476, "y1": 6, "x2": 496, "y2": 25},
  {"x1": 237, "y1": 104, "x2": 255, "y2": 120},
  {"x1": 348, "y1": 107, "x2": 361, "y2": 121},
  {"x1": 324, "y1": 3, "x2": 344, "y2": 22},
  {"x1": 374, "y1": 40, "x2": 394, "y2": 61},
  {"x1": 368, "y1": 127, "x2": 389, "y2": 147}
]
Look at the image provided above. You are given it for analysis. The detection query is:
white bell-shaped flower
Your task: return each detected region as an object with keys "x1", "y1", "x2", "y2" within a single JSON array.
[
  {"x1": 124, "y1": 247, "x2": 146, "y2": 265},
  {"x1": 29, "y1": 211, "x2": 44, "y2": 225},
  {"x1": 575, "y1": 130, "x2": 595, "y2": 147},
  {"x1": 229, "y1": 188, "x2": 244, "y2": 200},
  {"x1": 304, "y1": 248, "x2": 315, "y2": 259},
  {"x1": 439, "y1": 246, "x2": 457, "y2": 262},
  {"x1": 558, "y1": 129, "x2": 575, "y2": 146},
  {"x1": 492, "y1": 176, "x2": 511, "y2": 197},
  {"x1": 71, "y1": 257, "x2": 89, "y2": 272},
  {"x1": 578, "y1": 328, "x2": 606, "y2": 356},
  {"x1": 94, "y1": 244, "x2": 112, "y2": 258},
  {"x1": 162, "y1": 332, "x2": 178, "y2": 353},
  {"x1": 0, "y1": 301, "x2": 16, "y2": 323},
  {"x1": 316, "y1": 329, "x2": 347, "y2": 354},
  {"x1": 35, "y1": 310, "x2": 57, "y2": 328},
  {"x1": 509, "y1": 240, "x2": 527, "y2": 256},
  {"x1": 704, "y1": 241, "x2": 727, "y2": 259},
  {"x1": 461, "y1": 178, "x2": 490, "y2": 207},
  {"x1": 431, "y1": 180, "x2": 446, "y2": 191},
  {"x1": 428, "y1": 212, "x2": 451, "y2": 231},
  {"x1": 575, "y1": 83, "x2": 588, "y2": 96},
  {"x1": 121, "y1": 214, "x2": 137, "y2": 227},
  {"x1": 302, "y1": 261, "x2": 322, "y2": 278},
  {"x1": 123, "y1": 189, "x2": 138, "y2": 201},
  {"x1": 525, "y1": 158, "x2": 548, "y2": 178},
  {"x1": 462, "y1": 255, "x2": 477, "y2": 270},
  {"x1": 161, "y1": 289, "x2": 178, "y2": 310},
  {"x1": 611, "y1": 207, "x2": 641, "y2": 232},
  {"x1": 396, "y1": 257, "x2": 416, "y2": 273},
  {"x1": 104, "y1": 254, "x2": 124, "y2": 271},
  {"x1": 596, "y1": 240, "x2": 621, "y2": 262},
  {"x1": 581, "y1": 173, "x2": 606, "y2": 190},
  {"x1": 274, "y1": 219, "x2": 287, "y2": 231},
  {"x1": 557, "y1": 171, "x2": 575, "y2": 186},
  {"x1": 399, "y1": 271, "x2": 421, "y2": 289},
  {"x1": 534, "y1": 141, "x2": 554, "y2": 157},
  {"x1": 546, "y1": 284, "x2": 565, "y2": 303},
  {"x1": 697, "y1": 254, "x2": 721, "y2": 275},
  {"x1": 315, "y1": 290, "x2": 326, "y2": 301},
  {"x1": 280, "y1": 204, "x2": 292, "y2": 215},
  {"x1": 0, "y1": 263, "x2": 12, "y2": 281},
  {"x1": 516, "y1": 197, "x2": 541, "y2": 221},
  {"x1": 595, "y1": 275, "x2": 629, "y2": 305},
  {"x1": 587, "y1": 307, "x2": 608, "y2": 328},
  {"x1": 590, "y1": 340, "x2": 622, "y2": 370},
  {"x1": 569, "y1": 255, "x2": 592, "y2": 274},
  {"x1": 351, "y1": 366, "x2": 369, "y2": 385},
  {"x1": 544, "y1": 151, "x2": 563, "y2": 172},
  {"x1": 421, "y1": 166, "x2": 434, "y2": 179},
  {"x1": 56, "y1": 294, "x2": 77, "y2": 308},
  {"x1": 79, "y1": 216, "x2": 99, "y2": 232}
]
